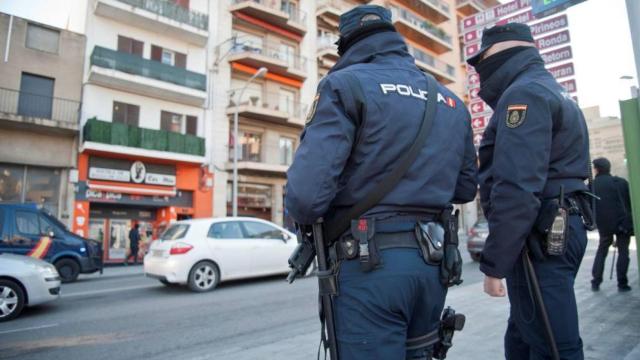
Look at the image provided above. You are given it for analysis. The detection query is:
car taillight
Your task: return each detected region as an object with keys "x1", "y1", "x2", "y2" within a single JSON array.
[{"x1": 170, "y1": 242, "x2": 193, "y2": 255}]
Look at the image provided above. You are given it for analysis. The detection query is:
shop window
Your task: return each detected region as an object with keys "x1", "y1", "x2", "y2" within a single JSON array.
[
  {"x1": 0, "y1": 164, "x2": 25, "y2": 202},
  {"x1": 208, "y1": 222, "x2": 243, "y2": 239},
  {"x1": 186, "y1": 115, "x2": 198, "y2": 135},
  {"x1": 26, "y1": 23, "x2": 59, "y2": 54},
  {"x1": 117, "y1": 35, "x2": 143, "y2": 57},
  {"x1": 24, "y1": 167, "x2": 60, "y2": 217},
  {"x1": 0, "y1": 164, "x2": 60, "y2": 216},
  {"x1": 19, "y1": 72, "x2": 54, "y2": 119},
  {"x1": 161, "y1": 111, "x2": 183, "y2": 133},
  {"x1": 230, "y1": 131, "x2": 262, "y2": 162},
  {"x1": 15, "y1": 211, "x2": 40, "y2": 236},
  {"x1": 242, "y1": 221, "x2": 283, "y2": 240},
  {"x1": 279, "y1": 137, "x2": 294, "y2": 166},
  {"x1": 113, "y1": 101, "x2": 140, "y2": 126}
]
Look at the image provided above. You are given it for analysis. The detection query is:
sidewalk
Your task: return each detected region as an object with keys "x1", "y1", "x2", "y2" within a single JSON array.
[
  {"x1": 78, "y1": 263, "x2": 144, "y2": 281},
  {"x1": 210, "y1": 235, "x2": 639, "y2": 360}
]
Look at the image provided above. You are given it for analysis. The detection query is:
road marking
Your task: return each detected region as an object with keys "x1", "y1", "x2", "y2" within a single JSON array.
[
  {"x1": 63, "y1": 284, "x2": 158, "y2": 298},
  {"x1": 0, "y1": 323, "x2": 59, "y2": 335}
]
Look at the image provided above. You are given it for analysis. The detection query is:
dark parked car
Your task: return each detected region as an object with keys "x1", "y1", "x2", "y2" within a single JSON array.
[
  {"x1": 467, "y1": 221, "x2": 489, "y2": 262},
  {"x1": 0, "y1": 203, "x2": 102, "y2": 282}
]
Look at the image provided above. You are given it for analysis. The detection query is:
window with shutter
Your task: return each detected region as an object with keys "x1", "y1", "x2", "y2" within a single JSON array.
[
  {"x1": 174, "y1": 0, "x2": 189, "y2": 9},
  {"x1": 151, "y1": 45, "x2": 163, "y2": 62},
  {"x1": 113, "y1": 101, "x2": 140, "y2": 126},
  {"x1": 175, "y1": 52, "x2": 187, "y2": 68},
  {"x1": 118, "y1": 36, "x2": 144, "y2": 56},
  {"x1": 161, "y1": 111, "x2": 183, "y2": 133},
  {"x1": 186, "y1": 116, "x2": 197, "y2": 135}
]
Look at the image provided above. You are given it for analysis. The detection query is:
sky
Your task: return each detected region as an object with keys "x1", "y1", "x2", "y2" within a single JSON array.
[{"x1": 0, "y1": 0, "x2": 637, "y2": 117}]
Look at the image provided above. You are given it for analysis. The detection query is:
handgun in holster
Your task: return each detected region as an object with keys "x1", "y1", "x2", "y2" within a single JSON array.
[{"x1": 433, "y1": 307, "x2": 466, "y2": 359}]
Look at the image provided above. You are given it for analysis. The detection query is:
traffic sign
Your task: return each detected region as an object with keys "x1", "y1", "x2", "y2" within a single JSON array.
[
  {"x1": 469, "y1": 87, "x2": 480, "y2": 100},
  {"x1": 473, "y1": 133, "x2": 484, "y2": 147},
  {"x1": 536, "y1": 29, "x2": 571, "y2": 50},
  {"x1": 472, "y1": 116, "x2": 489, "y2": 129},
  {"x1": 496, "y1": 10, "x2": 533, "y2": 26},
  {"x1": 541, "y1": 46, "x2": 572, "y2": 65},
  {"x1": 461, "y1": 0, "x2": 532, "y2": 31},
  {"x1": 547, "y1": 62, "x2": 575, "y2": 79},
  {"x1": 532, "y1": 0, "x2": 586, "y2": 18},
  {"x1": 467, "y1": 73, "x2": 480, "y2": 86},
  {"x1": 465, "y1": 43, "x2": 481, "y2": 58},
  {"x1": 559, "y1": 79, "x2": 577, "y2": 93},
  {"x1": 530, "y1": 14, "x2": 569, "y2": 37},
  {"x1": 470, "y1": 101, "x2": 487, "y2": 115}
]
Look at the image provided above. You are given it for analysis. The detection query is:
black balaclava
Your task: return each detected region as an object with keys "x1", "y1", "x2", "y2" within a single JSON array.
[{"x1": 475, "y1": 46, "x2": 531, "y2": 84}]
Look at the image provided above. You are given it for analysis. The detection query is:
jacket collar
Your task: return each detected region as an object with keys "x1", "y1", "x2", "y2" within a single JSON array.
[
  {"x1": 330, "y1": 31, "x2": 415, "y2": 73},
  {"x1": 478, "y1": 47, "x2": 545, "y2": 108}
]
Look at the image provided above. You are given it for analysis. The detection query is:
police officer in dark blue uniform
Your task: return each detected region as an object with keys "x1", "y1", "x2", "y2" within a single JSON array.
[
  {"x1": 286, "y1": 5, "x2": 477, "y2": 359},
  {"x1": 467, "y1": 24, "x2": 590, "y2": 359}
]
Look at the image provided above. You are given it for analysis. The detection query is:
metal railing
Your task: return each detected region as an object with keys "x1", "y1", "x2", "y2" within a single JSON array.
[
  {"x1": 0, "y1": 87, "x2": 80, "y2": 125},
  {"x1": 116, "y1": 0, "x2": 209, "y2": 30},
  {"x1": 228, "y1": 87, "x2": 307, "y2": 120},
  {"x1": 90, "y1": 46, "x2": 207, "y2": 91},
  {"x1": 390, "y1": 6, "x2": 452, "y2": 45},
  {"x1": 228, "y1": 42, "x2": 308, "y2": 72},
  {"x1": 317, "y1": 33, "x2": 339, "y2": 52},
  {"x1": 407, "y1": 45, "x2": 456, "y2": 77},
  {"x1": 455, "y1": 0, "x2": 493, "y2": 9},
  {"x1": 424, "y1": 0, "x2": 450, "y2": 14},
  {"x1": 317, "y1": 0, "x2": 355, "y2": 13},
  {"x1": 231, "y1": 0, "x2": 307, "y2": 26}
]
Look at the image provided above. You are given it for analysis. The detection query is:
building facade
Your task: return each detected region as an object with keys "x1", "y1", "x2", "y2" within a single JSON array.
[
  {"x1": 73, "y1": 0, "x2": 213, "y2": 263},
  {"x1": 0, "y1": 13, "x2": 85, "y2": 225},
  {"x1": 583, "y1": 106, "x2": 628, "y2": 180}
]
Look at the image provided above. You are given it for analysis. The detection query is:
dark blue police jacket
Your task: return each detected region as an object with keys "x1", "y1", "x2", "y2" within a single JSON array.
[
  {"x1": 285, "y1": 31, "x2": 478, "y2": 226},
  {"x1": 477, "y1": 47, "x2": 590, "y2": 278}
]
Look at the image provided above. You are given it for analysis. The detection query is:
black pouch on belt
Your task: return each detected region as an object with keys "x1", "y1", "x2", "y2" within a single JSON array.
[
  {"x1": 350, "y1": 218, "x2": 380, "y2": 272},
  {"x1": 440, "y1": 210, "x2": 463, "y2": 287},
  {"x1": 414, "y1": 221, "x2": 445, "y2": 265}
]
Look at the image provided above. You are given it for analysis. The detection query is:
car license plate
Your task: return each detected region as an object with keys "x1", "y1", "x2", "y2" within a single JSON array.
[{"x1": 152, "y1": 250, "x2": 164, "y2": 257}]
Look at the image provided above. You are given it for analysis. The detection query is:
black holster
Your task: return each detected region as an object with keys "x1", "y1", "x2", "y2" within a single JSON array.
[{"x1": 350, "y1": 218, "x2": 381, "y2": 272}]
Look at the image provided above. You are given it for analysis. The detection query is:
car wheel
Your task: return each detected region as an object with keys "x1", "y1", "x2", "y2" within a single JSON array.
[
  {"x1": 0, "y1": 279, "x2": 25, "y2": 322},
  {"x1": 187, "y1": 261, "x2": 219, "y2": 292},
  {"x1": 470, "y1": 252, "x2": 482, "y2": 262},
  {"x1": 54, "y1": 258, "x2": 80, "y2": 283}
]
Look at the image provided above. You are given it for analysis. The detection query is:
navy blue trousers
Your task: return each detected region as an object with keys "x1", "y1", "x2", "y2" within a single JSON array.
[
  {"x1": 505, "y1": 215, "x2": 587, "y2": 360},
  {"x1": 334, "y1": 248, "x2": 447, "y2": 360}
]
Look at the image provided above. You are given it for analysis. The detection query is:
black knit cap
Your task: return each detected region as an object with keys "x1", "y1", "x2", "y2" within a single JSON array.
[{"x1": 467, "y1": 23, "x2": 535, "y2": 67}]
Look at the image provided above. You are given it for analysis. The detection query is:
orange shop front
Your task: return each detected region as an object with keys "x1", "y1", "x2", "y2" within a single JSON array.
[{"x1": 71, "y1": 153, "x2": 212, "y2": 264}]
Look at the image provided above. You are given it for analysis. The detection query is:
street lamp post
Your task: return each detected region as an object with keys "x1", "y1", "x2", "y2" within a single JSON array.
[{"x1": 232, "y1": 67, "x2": 267, "y2": 217}]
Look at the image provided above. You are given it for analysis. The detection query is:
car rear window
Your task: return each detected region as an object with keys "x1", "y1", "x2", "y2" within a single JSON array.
[{"x1": 160, "y1": 224, "x2": 190, "y2": 241}]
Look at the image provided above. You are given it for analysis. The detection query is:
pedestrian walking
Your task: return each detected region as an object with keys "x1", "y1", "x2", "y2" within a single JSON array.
[
  {"x1": 127, "y1": 223, "x2": 140, "y2": 265},
  {"x1": 590, "y1": 157, "x2": 633, "y2": 292},
  {"x1": 468, "y1": 23, "x2": 592, "y2": 360},
  {"x1": 285, "y1": 5, "x2": 477, "y2": 359}
]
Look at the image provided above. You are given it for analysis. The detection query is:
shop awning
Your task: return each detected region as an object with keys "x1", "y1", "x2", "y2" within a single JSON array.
[{"x1": 87, "y1": 180, "x2": 177, "y2": 197}]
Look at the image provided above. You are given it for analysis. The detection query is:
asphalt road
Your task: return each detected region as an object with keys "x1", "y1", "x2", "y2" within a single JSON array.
[{"x1": 0, "y1": 246, "x2": 486, "y2": 360}]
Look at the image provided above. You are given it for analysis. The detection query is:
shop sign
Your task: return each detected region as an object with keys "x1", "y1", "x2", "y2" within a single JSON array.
[
  {"x1": 77, "y1": 182, "x2": 193, "y2": 208},
  {"x1": 145, "y1": 173, "x2": 177, "y2": 186},
  {"x1": 89, "y1": 157, "x2": 177, "y2": 187},
  {"x1": 90, "y1": 207, "x2": 157, "y2": 221},
  {"x1": 89, "y1": 167, "x2": 130, "y2": 182}
]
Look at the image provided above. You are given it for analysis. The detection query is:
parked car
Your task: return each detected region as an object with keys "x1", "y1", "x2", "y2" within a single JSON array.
[
  {"x1": 0, "y1": 253, "x2": 61, "y2": 322},
  {"x1": 467, "y1": 221, "x2": 489, "y2": 262},
  {"x1": 0, "y1": 203, "x2": 103, "y2": 283},
  {"x1": 145, "y1": 217, "x2": 298, "y2": 292}
]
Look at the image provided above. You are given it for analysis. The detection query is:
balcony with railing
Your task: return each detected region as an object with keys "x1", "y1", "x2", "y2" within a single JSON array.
[
  {"x1": 94, "y1": 0, "x2": 209, "y2": 46},
  {"x1": 394, "y1": 0, "x2": 450, "y2": 24},
  {"x1": 88, "y1": 46, "x2": 207, "y2": 106},
  {"x1": 455, "y1": 0, "x2": 499, "y2": 17},
  {"x1": 0, "y1": 87, "x2": 80, "y2": 133},
  {"x1": 83, "y1": 118, "x2": 205, "y2": 159},
  {"x1": 407, "y1": 45, "x2": 456, "y2": 84},
  {"x1": 390, "y1": 6, "x2": 453, "y2": 54},
  {"x1": 317, "y1": 33, "x2": 339, "y2": 65},
  {"x1": 316, "y1": 0, "x2": 357, "y2": 29},
  {"x1": 227, "y1": 42, "x2": 308, "y2": 81},
  {"x1": 226, "y1": 87, "x2": 307, "y2": 127},
  {"x1": 230, "y1": 0, "x2": 307, "y2": 36}
]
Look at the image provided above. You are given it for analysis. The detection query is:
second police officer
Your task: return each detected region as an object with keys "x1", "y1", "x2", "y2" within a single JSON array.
[
  {"x1": 286, "y1": 5, "x2": 477, "y2": 359},
  {"x1": 467, "y1": 24, "x2": 591, "y2": 359}
]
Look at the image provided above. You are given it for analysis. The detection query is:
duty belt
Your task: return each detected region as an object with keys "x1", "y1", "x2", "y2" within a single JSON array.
[{"x1": 334, "y1": 231, "x2": 418, "y2": 261}]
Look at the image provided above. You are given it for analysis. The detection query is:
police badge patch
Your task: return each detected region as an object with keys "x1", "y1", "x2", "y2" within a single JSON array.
[
  {"x1": 306, "y1": 94, "x2": 320, "y2": 125},
  {"x1": 506, "y1": 104, "x2": 527, "y2": 128}
]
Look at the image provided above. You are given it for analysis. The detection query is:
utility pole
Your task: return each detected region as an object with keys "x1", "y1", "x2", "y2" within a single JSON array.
[{"x1": 627, "y1": 0, "x2": 640, "y2": 86}]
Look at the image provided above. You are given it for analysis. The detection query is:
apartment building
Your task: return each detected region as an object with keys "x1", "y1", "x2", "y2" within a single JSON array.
[
  {"x1": 209, "y1": 0, "x2": 318, "y2": 226},
  {"x1": 0, "y1": 13, "x2": 85, "y2": 225},
  {"x1": 584, "y1": 106, "x2": 629, "y2": 180},
  {"x1": 74, "y1": 0, "x2": 213, "y2": 263}
]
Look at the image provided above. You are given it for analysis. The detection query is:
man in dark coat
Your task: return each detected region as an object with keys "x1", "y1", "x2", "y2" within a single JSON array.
[
  {"x1": 469, "y1": 23, "x2": 591, "y2": 359},
  {"x1": 127, "y1": 223, "x2": 140, "y2": 265},
  {"x1": 591, "y1": 157, "x2": 633, "y2": 292},
  {"x1": 286, "y1": 5, "x2": 477, "y2": 358}
]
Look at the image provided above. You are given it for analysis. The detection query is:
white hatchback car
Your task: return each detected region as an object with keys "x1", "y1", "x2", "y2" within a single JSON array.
[
  {"x1": 0, "y1": 253, "x2": 61, "y2": 322},
  {"x1": 144, "y1": 217, "x2": 298, "y2": 292}
]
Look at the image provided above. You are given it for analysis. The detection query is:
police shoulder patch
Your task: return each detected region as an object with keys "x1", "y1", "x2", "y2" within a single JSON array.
[
  {"x1": 306, "y1": 94, "x2": 320, "y2": 125},
  {"x1": 506, "y1": 104, "x2": 527, "y2": 128}
]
